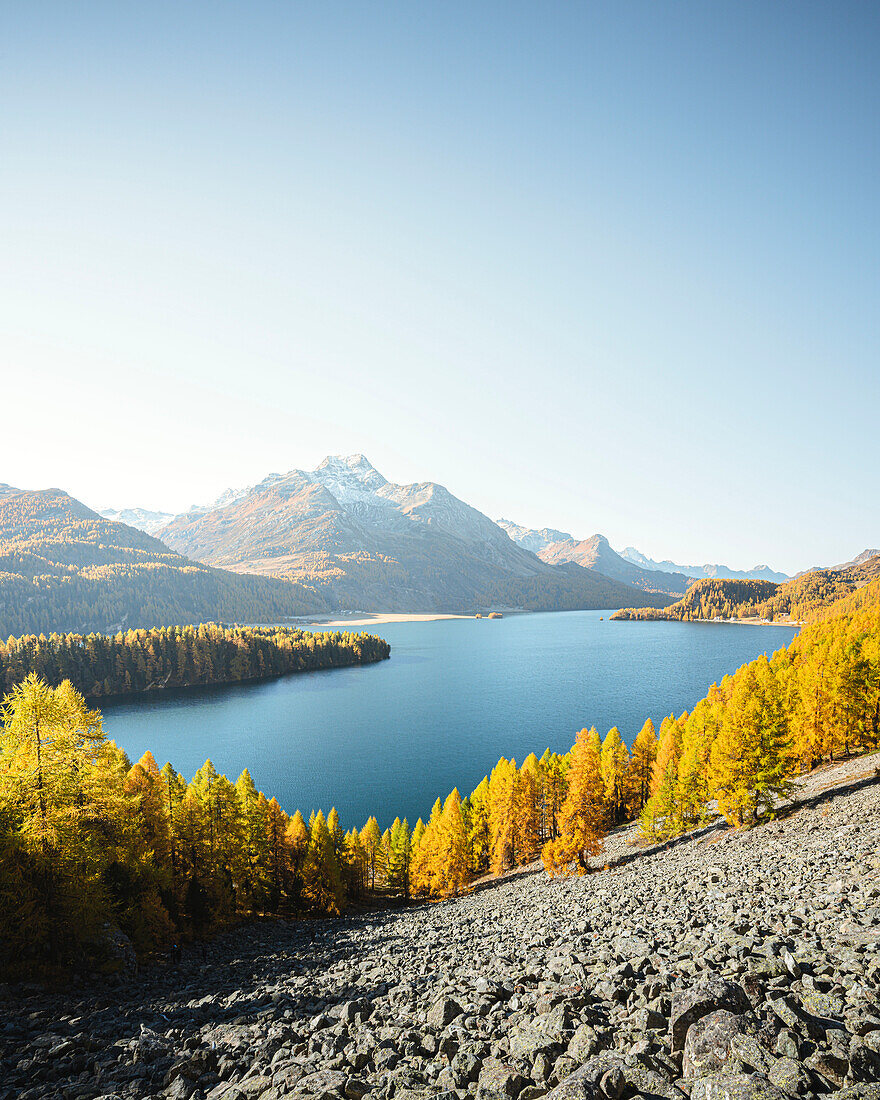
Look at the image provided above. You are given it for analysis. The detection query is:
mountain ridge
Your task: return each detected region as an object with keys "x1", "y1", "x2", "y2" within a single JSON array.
[
  {"x1": 155, "y1": 457, "x2": 666, "y2": 613},
  {"x1": 620, "y1": 546, "x2": 789, "y2": 583},
  {"x1": 500, "y1": 522, "x2": 689, "y2": 596}
]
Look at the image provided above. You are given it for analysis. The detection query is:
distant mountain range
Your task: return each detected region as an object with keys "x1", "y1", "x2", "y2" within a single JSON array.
[
  {"x1": 792, "y1": 548, "x2": 880, "y2": 579},
  {"x1": 619, "y1": 547, "x2": 790, "y2": 584},
  {"x1": 497, "y1": 522, "x2": 690, "y2": 596},
  {"x1": 55, "y1": 453, "x2": 870, "y2": 630},
  {"x1": 150, "y1": 456, "x2": 661, "y2": 614},
  {"x1": 99, "y1": 506, "x2": 174, "y2": 534}
]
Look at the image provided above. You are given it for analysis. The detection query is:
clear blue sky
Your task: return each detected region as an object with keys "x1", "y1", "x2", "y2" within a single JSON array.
[{"x1": 1, "y1": 2, "x2": 877, "y2": 574}]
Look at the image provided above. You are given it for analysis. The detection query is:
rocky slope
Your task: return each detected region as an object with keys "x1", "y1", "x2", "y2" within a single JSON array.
[
  {"x1": 3, "y1": 755, "x2": 879, "y2": 1100},
  {"x1": 154, "y1": 457, "x2": 662, "y2": 613}
]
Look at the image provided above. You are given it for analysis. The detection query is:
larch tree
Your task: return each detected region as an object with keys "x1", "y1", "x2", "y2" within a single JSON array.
[
  {"x1": 465, "y1": 778, "x2": 490, "y2": 875},
  {"x1": 600, "y1": 727, "x2": 630, "y2": 825},
  {"x1": 709, "y1": 656, "x2": 794, "y2": 827},
  {"x1": 434, "y1": 789, "x2": 469, "y2": 897},
  {"x1": 302, "y1": 810, "x2": 344, "y2": 914},
  {"x1": 487, "y1": 757, "x2": 517, "y2": 874},
  {"x1": 514, "y1": 754, "x2": 543, "y2": 863},
  {"x1": 542, "y1": 727, "x2": 606, "y2": 876},
  {"x1": 628, "y1": 719, "x2": 657, "y2": 812},
  {"x1": 359, "y1": 816, "x2": 384, "y2": 891}
]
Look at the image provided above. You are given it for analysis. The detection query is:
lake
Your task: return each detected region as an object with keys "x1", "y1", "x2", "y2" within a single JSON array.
[{"x1": 102, "y1": 612, "x2": 797, "y2": 830}]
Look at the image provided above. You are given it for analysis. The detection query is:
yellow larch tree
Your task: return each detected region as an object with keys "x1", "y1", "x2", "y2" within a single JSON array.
[
  {"x1": 542, "y1": 727, "x2": 606, "y2": 876},
  {"x1": 514, "y1": 753, "x2": 543, "y2": 863},
  {"x1": 628, "y1": 719, "x2": 657, "y2": 813},
  {"x1": 487, "y1": 757, "x2": 517, "y2": 874},
  {"x1": 600, "y1": 727, "x2": 630, "y2": 825}
]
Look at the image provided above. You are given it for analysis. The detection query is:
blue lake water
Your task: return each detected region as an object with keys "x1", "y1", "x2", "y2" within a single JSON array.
[{"x1": 101, "y1": 612, "x2": 797, "y2": 830}]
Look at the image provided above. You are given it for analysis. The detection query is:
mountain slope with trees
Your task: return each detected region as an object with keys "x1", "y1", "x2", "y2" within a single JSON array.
[
  {"x1": 0, "y1": 487, "x2": 326, "y2": 637},
  {"x1": 612, "y1": 553, "x2": 880, "y2": 622}
]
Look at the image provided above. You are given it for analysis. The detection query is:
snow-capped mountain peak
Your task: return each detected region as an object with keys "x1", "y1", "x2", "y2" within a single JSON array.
[
  {"x1": 99, "y1": 506, "x2": 174, "y2": 534},
  {"x1": 497, "y1": 519, "x2": 573, "y2": 555},
  {"x1": 312, "y1": 454, "x2": 390, "y2": 505}
]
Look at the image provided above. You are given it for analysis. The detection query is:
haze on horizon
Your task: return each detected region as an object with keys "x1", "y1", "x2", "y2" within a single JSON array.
[{"x1": 2, "y1": 2, "x2": 878, "y2": 576}]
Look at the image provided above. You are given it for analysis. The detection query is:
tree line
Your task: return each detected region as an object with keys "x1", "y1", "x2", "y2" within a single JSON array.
[
  {"x1": 613, "y1": 556, "x2": 880, "y2": 623},
  {"x1": 1, "y1": 580, "x2": 878, "y2": 976},
  {"x1": 0, "y1": 624, "x2": 391, "y2": 698}
]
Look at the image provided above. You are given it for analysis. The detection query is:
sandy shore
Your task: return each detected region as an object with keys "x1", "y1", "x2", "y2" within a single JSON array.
[{"x1": 301, "y1": 612, "x2": 474, "y2": 629}]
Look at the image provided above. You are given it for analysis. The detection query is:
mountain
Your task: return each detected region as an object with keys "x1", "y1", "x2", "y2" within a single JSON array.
[
  {"x1": 538, "y1": 534, "x2": 690, "y2": 595},
  {"x1": 500, "y1": 523, "x2": 689, "y2": 596},
  {"x1": 793, "y1": 548, "x2": 880, "y2": 578},
  {"x1": 99, "y1": 506, "x2": 174, "y2": 534},
  {"x1": 838, "y1": 548, "x2": 880, "y2": 570},
  {"x1": 620, "y1": 547, "x2": 789, "y2": 584},
  {"x1": 495, "y1": 519, "x2": 573, "y2": 555},
  {"x1": 156, "y1": 456, "x2": 667, "y2": 613},
  {"x1": 0, "y1": 486, "x2": 326, "y2": 637}
]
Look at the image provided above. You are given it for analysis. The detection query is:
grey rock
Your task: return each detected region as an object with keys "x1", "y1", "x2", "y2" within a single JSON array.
[
  {"x1": 427, "y1": 997, "x2": 463, "y2": 1030},
  {"x1": 682, "y1": 1010, "x2": 759, "y2": 1077},
  {"x1": 689, "y1": 1074, "x2": 792, "y2": 1100},
  {"x1": 478, "y1": 1055, "x2": 528, "y2": 1097},
  {"x1": 670, "y1": 980, "x2": 752, "y2": 1051}
]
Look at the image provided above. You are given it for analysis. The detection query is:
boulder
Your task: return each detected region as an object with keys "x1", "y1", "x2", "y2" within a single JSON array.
[
  {"x1": 689, "y1": 1073, "x2": 792, "y2": 1100},
  {"x1": 670, "y1": 980, "x2": 752, "y2": 1051},
  {"x1": 478, "y1": 1056, "x2": 528, "y2": 1097},
  {"x1": 682, "y1": 1010, "x2": 759, "y2": 1077},
  {"x1": 427, "y1": 997, "x2": 463, "y2": 1030}
]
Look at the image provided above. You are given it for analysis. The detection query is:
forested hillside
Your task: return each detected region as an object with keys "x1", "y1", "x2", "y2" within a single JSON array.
[
  {"x1": 3, "y1": 576, "x2": 878, "y2": 976},
  {"x1": 0, "y1": 488, "x2": 326, "y2": 636},
  {"x1": 613, "y1": 578, "x2": 780, "y2": 621},
  {"x1": 613, "y1": 554, "x2": 880, "y2": 622},
  {"x1": 0, "y1": 624, "x2": 390, "y2": 699}
]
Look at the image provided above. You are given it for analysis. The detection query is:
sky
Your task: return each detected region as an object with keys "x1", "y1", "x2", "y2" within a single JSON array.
[{"x1": 1, "y1": 2, "x2": 877, "y2": 575}]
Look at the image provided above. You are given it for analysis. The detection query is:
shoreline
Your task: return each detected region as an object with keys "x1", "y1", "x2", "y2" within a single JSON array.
[
  {"x1": 612, "y1": 614, "x2": 801, "y2": 626},
  {"x1": 299, "y1": 611, "x2": 477, "y2": 629}
]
